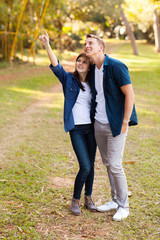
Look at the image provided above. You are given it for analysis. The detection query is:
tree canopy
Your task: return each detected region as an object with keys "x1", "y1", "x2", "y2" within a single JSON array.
[{"x1": 0, "y1": 0, "x2": 160, "y2": 61}]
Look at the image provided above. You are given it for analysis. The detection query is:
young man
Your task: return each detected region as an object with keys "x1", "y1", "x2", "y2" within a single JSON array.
[{"x1": 84, "y1": 34, "x2": 138, "y2": 221}]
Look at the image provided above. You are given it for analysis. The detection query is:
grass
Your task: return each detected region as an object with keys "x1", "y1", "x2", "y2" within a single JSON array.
[{"x1": 0, "y1": 41, "x2": 160, "y2": 239}]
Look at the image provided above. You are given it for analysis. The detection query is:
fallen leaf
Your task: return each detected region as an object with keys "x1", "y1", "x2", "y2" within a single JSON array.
[
  {"x1": 17, "y1": 226, "x2": 33, "y2": 236},
  {"x1": 72, "y1": 224, "x2": 78, "y2": 230},
  {"x1": 128, "y1": 191, "x2": 132, "y2": 197},
  {"x1": 124, "y1": 161, "x2": 135, "y2": 164}
]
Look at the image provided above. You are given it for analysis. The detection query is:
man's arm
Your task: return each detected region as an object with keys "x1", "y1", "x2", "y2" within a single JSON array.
[{"x1": 120, "y1": 84, "x2": 135, "y2": 134}]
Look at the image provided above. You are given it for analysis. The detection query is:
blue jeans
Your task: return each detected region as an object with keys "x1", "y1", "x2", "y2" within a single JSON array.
[{"x1": 69, "y1": 124, "x2": 97, "y2": 200}]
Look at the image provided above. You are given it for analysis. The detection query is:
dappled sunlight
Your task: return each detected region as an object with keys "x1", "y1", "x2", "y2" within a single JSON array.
[
  {"x1": 136, "y1": 106, "x2": 160, "y2": 126},
  {"x1": 63, "y1": 50, "x2": 79, "y2": 57},
  {"x1": 61, "y1": 60, "x2": 75, "y2": 72},
  {"x1": 52, "y1": 93, "x2": 64, "y2": 109},
  {"x1": 52, "y1": 92, "x2": 64, "y2": 100},
  {"x1": 17, "y1": 55, "x2": 34, "y2": 63},
  {"x1": 61, "y1": 60, "x2": 75, "y2": 66},
  {"x1": 140, "y1": 124, "x2": 157, "y2": 130},
  {"x1": 37, "y1": 102, "x2": 63, "y2": 109},
  {"x1": 129, "y1": 67, "x2": 156, "y2": 72},
  {"x1": 136, "y1": 107, "x2": 157, "y2": 116},
  {"x1": 34, "y1": 49, "x2": 78, "y2": 66},
  {"x1": 35, "y1": 57, "x2": 50, "y2": 65},
  {"x1": 136, "y1": 94, "x2": 160, "y2": 105},
  {"x1": 7, "y1": 87, "x2": 51, "y2": 99},
  {"x1": 110, "y1": 54, "x2": 160, "y2": 65},
  {"x1": 7, "y1": 87, "x2": 64, "y2": 109},
  {"x1": 17, "y1": 52, "x2": 50, "y2": 66},
  {"x1": 136, "y1": 99, "x2": 160, "y2": 113},
  {"x1": 134, "y1": 121, "x2": 157, "y2": 130}
]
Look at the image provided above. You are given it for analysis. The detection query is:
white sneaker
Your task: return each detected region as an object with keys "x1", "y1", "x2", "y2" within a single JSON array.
[
  {"x1": 97, "y1": 200, "x2": 118, "y2": 212},
  {"x1": 113, "y1": 207, "x2": 129, "y2": 221}
]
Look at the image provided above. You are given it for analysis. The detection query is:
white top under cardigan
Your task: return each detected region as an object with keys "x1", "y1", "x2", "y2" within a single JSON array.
[{"x1": 72, "y1": 82, "x2": 92, "y2": 125}]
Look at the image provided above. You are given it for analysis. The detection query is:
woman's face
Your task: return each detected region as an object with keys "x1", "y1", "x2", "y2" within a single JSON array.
[{"x1": 76, "y1": 56, "x2": 90, "y2": 74}]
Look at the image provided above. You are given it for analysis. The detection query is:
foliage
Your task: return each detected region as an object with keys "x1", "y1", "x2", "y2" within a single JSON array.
[
  {"x1": 0, "y1": 0, "x2": 159, "y2": 59},
  {"x1": 60, "y1": 0, "x2": 124, "y2": 38},
  {"x1": 122, "y1": 0, "x2": 160, "y2": 41}
]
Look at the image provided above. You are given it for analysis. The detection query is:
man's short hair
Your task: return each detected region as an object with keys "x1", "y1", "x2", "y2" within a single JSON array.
[{"x1": 86, "y1": 34, "x2": 105, "y2": 52}]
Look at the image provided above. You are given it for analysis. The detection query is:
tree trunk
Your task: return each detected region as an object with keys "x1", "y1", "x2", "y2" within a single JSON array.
[
  {"x1": 119, "y1": 5, "x2": 139, "y2": 55},
  {"x1": 153, "y1": 8, "x2": 160, "y2": 53}
]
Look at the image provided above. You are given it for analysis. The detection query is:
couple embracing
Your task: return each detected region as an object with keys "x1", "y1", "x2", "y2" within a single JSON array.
[{"x1": 39, "y1": 31, "x2": 138, "y2": 221}]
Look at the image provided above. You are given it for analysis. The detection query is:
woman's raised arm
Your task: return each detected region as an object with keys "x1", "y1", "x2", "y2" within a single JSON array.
[{"x1": 39, "y1": 30, "x2": 58, "y2": 67}]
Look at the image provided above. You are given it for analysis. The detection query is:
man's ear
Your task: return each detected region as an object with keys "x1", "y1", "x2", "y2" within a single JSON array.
[{"x1": 99, "y1": 44, "x2": 104, "y2": 52}]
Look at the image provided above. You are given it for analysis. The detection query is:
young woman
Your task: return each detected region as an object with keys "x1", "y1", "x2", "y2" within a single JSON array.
[{"x1": 39, "y1": 30, "x2": 97, "y2": 215}]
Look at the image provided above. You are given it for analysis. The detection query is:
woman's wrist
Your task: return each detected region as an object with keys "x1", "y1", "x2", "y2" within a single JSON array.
[{"x1": 45, "y1": 43, "x2": 50, "y2": 48}]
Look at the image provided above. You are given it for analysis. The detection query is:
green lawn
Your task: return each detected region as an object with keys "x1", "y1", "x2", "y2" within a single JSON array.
[{"x1": 0, "y1": 41, "x2": 159, "y2": 239}]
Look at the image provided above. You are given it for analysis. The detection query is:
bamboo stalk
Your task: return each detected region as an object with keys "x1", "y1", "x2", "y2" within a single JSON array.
[
  {"x1": 0, "y1": 31, "x2": 27, "y2": 36},
  {"x1": 21, "y1": 38, "x2": 23, "y2": 61},
  {"x1": 5, "y1": 33, "x2": 7, "y2": 61},
  {"x1": 33, "y1": 46, "x2": 35, "y2": 63},
  {"x1": 10, "y1": 0, "x2": 28, "y2": 62},
  {"x1": 27, "y1": 0, "x2": 50, "y2": 61}
]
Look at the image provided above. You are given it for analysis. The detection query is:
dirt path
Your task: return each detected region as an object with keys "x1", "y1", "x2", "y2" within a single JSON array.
[
  {"x1": 0, "y1": 59, "x2": 75, "y2": 165},
  {"x1": 0, "y1": 58, "x2": 76, "y2": 82},
  {"x1": 0, "y1": 66, "x2": 48, "y2": 82},
  {"x1": 0, "y1": 83, "x2": 62, "y2": 166}
]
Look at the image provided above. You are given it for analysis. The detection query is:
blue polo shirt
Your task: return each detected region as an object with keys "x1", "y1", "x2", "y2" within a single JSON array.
[{"x1": 90, "y1": 55, "x2": 138, "y2": 137}]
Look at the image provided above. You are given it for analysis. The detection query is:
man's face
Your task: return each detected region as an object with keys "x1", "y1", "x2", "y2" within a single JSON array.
[{"x1": 84, "y1": 38, "x2": 102, "y2": 57}]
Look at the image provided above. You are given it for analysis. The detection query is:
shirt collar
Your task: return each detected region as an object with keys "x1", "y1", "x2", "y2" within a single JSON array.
[
  {"x1": 91, "y1": 54, "x2": 109, "y2": 70},
  {"x1": 104, "y1": 54, "x2": 109, "y2": 66}
]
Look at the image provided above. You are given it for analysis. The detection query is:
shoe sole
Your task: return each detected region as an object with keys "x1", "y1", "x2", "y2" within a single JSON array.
[
  {"x1": 113, "y1": 213, "x2": 129, "y2": 221},
  {"x1": 70, "y1": 208, "x2": 81, "y2": 216},
  {"x1": 88, "y1": 209, "x2": 97, "y2": 212},
  {"x1": 70, "y1": 211, "x2": 81, "y2": 216},
  {"x1": 84, "y1": 205, "x2": 97, "y2": 212},
  {"x1": 96, "y1": 207, "x2": 118, "y2": 212},
  {"x1": 113, "y1": 217, "x2": 128, "y2": 221}
]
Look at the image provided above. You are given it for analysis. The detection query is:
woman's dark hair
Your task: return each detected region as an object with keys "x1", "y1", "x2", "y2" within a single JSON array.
[{"x1": 72, "y1": 53, "x2": 92, "y2": 91}]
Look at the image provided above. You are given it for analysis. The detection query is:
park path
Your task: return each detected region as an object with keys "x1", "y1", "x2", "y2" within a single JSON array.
[
  {"x1": 0, "y1": 83, "x2": 61, "y2": 164},
  {"x1": 0, "y1": 58, "x2": 76, "y2": 82},
  {"x1": 0, "y1": 59, "x2": 75, "y2": 165}
]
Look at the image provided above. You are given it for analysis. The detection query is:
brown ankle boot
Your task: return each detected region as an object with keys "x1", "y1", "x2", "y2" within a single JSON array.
[
  {"x1": 84, "y1": 195, "x2": 97, "y2": 211},
  {"x1": 70, "y1": 198, "x2": 81, "y2": 215}
]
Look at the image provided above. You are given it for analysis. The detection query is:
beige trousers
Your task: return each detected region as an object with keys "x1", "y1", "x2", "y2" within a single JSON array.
[{"x1": 94, "y1": 119, "x2": 129, "y2": 209}]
